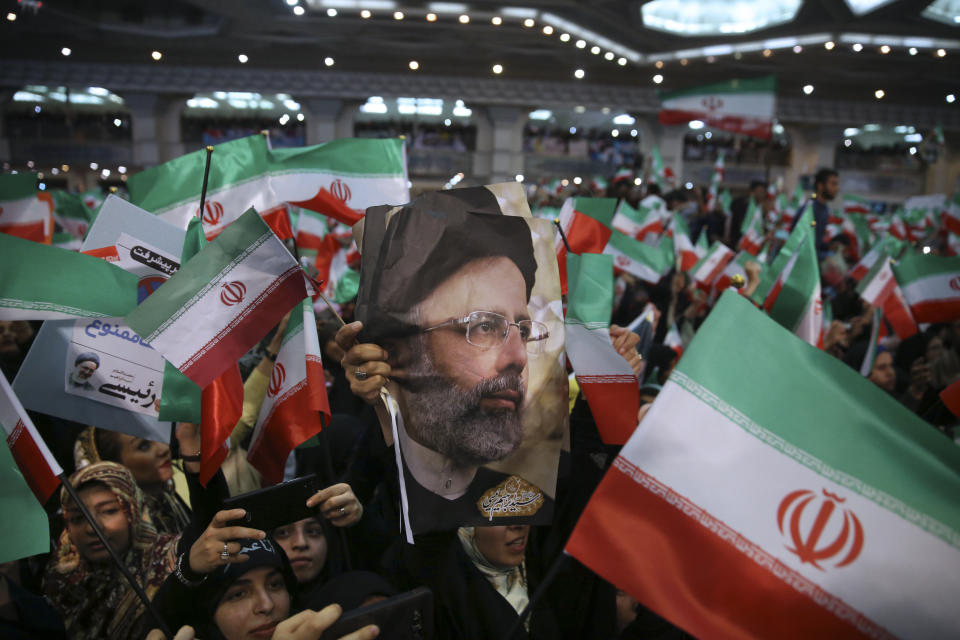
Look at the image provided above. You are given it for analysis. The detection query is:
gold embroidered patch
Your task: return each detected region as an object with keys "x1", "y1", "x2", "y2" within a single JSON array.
[{"x1": 477, "y1": 475, "x2": 545, "y2": 519}]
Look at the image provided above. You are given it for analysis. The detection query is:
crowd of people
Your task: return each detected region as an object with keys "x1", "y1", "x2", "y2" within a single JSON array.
[{"x1": 0, "y1": 155, "x2": 957, "y2": 640}]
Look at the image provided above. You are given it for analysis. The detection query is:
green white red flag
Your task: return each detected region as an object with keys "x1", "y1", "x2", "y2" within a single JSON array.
[
  {"x1": 603, "y1": 228, "x2": 671, "y2": 284},
  {"x1": 860, "y1": 309, "x2": 882, "y2": 377},
  {"x1": 738, "y1": 199, "x2": 765, "y2": 255},
  {"x1": 248, "y1": 297, "x2": 330, "y2": 484},
  {"x1": 0, "y1": 233, "x2": 138, "y2": 320},
  {"x1": 763, "y1": 215, "x2": 823, "y2": 347},
  {"x1": 1, "y1": 372, "x2": 62, "y2": 503},
  {"x1": 566, "y1": 291, "x2": 960, "y2": 639},
  {"x1": 0, "y1": 173, "x2": 54, "y2": 244},
  {"x1": 51, "y1": 190, "x2": 97, "y2": 240},
  {"x1": 849, "y1": 235, "x2": 906, "y2": 281},
  {"x1": 663, "y1": 323, "x2": 683, "y2": 356},
  {"x1": 555, "y1": 197, "x2": 615, "y2": 294},
  {"x1": 658, "y1": 76, "x2": 777, "y2": 139},
  {"x1": 691, "y1": 241, "x2": 735, "y2": 290},
  {"x1": 671, "y1": 213, "x2": 699, "y2": 272},
  {"x1": 856, "y1": 254, "x2": 919, "y2": 339},
  {"x1": 705, "y1": 152, "x2": 724, "y2": 212},
  {"x1": 649, "y1": 146, "x2": 667, "y2": 190},
  {"x1": 891, "y1": 251, "x2": 960, "y2": 324},
  {"x1": 943, "y1": 192, "x2": 960, "y2": 236},
  {"x1": 843, "y1": 194, "x2": 871, "y2": 215},
  {"x1": 125, "y1": 208, "x2": 309, "y2": 389},
  {"x1": 564, "y1": 253, "x2": 638, "y2": 445},
  {"x1": 715, "y1": 251, "x2": 758, "y2": 295},
  {"x1": 611, "y1": 200, "x2": 664, "y2": 242}
]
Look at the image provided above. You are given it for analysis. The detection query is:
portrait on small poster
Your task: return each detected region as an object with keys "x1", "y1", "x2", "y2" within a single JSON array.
[{"x1": 356, "y1": 183, "x2": 567, "y2": 535}]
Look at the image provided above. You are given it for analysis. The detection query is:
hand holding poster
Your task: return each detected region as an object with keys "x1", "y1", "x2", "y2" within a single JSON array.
[{"x1": 354, "y1": 183, "x2": 566, "y2": 536}]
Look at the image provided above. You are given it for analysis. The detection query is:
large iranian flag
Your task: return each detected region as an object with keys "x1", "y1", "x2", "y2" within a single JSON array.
[
  {"x1": 565, "y1": 253, "x2": 638, "y2": 445},
  {"x1": 856, "y1": 253, "x2": 918, "y2": 339},
  {"x1": 567, "y1": 292, "x2": 960, "y2": 639},
  {"x1": 659, "y1": 76, "x2": 776, "y2": 139},
  {"x1": 248, "y1": 298, "x2": 330, "y2": 484},
  {"x1": 603, "y1": 229, "x2": 671, "y2": 284},
  {"x1": 892, "y1": 251, "x2": 960, "y2": 324},
  {"x1": 691, "y1": 241, "x2": 734, "y2": 290},
  {"x1": 611, "y1": 200, "x2": 663, "y2": 242},
  {"x1": 125, "y1": 208, "x2": 309, "y2": 389},
  {"x1": 763, "y1": 216, "x2": 823, "y2": 347},
  {"x1": 0, "y1": 233, "x2": 139, "y2": 320},
  {"x1": 0, "y1": 173, "x2": 54, "y2": 244}
]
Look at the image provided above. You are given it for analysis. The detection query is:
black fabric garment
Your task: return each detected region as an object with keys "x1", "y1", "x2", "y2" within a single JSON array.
[
  {"x1": 791, "y1": 198, "x2": 829, "y2": 257},
  {"x1": 383, "y1": 530, "x2": 558, "y2": 640},
  {"x1": 301, "y1": 570, "x2": 398, "y2": 612},
  {"x1": 727, "y1": 196, "x2": 751, "y2": 248},
  {"x1": 0, "y1": 575, "x2": 66, "y2": 640},
  {"x1": 401, "y1": 460, "x2": 555, "y2": 534},
  {"x1": 175, "y1": 468, "x2": 231, "y2": 557}
]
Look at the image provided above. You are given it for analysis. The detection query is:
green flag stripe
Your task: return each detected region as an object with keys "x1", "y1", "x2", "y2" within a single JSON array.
[
  {"x1": 677, "y1": 292, "x2": 960, "y2": 543},
  {"x1": 659, "y1": 75, "x2": 776, "y2": 100},
  {"x1": 571, "y1": 198, "x2": 617, "y2": 228},
  {"x1": 893, "y1": 251, "x2": 960, "y2": 283},
  {"x1": 0, "y1": 173, "x2": 38, "y2": 200},
  {"x1": 565, "y1": 253, "x2": 613, "y2": 327},
  {"x1": 270, "y1": 138, "x2": 406, "y2": 175},
  {"x1": 768, "y1": 226, "x2": 818, "y2": 331}
]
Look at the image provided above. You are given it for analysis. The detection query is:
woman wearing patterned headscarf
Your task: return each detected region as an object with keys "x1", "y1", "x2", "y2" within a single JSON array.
[{"x1": 43, "y1": 461, "x2": 179, "y2": 640}]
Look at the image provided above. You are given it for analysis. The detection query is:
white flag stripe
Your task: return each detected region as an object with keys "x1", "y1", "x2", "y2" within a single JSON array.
[
  {"x1": 157, "y1": 175, "x2": 274, "y2": 232},
  {"x1": 901, "y1": 272, "x2": 958, "y2": 306},
  {"x1": 627, "y1": 378, "x2": 960, "y2": 639},
  {"x1": 566, "y1": 324, "x2": 635, "y2": 378},
  {"x1": 145, "y1": 236, "x2": 297, "y2": 366},
  {"x1": 662, "y1": 91, "x2": 776, "y2": 118},
  {"x1": 603, "y1": 245, "x2": 662, "y2": 283},
  {"x1": 272, "y1": 173, "x2": 410, "y2": 210},
  {"x1": 0, "y1": 375, "x2": 63, "y2": 476},
  {"x1": 793, "y1": 281, "x2": 822, "y2": 344}
]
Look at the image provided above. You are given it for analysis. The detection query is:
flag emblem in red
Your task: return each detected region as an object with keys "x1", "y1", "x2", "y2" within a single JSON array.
[{"x1": 778, "y1": 489, "x2": 864, "y2": 570}]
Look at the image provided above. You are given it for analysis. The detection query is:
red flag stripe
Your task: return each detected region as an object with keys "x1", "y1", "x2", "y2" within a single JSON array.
[
  {"x1": 199, "y1": 365, "x2": 243, "y2": 486},
  {"x1": 288, "y1": 187, "x2": 364, "y2": 227},
  {"x1": 7, "y1": 420, "x2": 61, "y2": 502},
  {"x1": 576, "y1": 379, "x2": 639, "y2": 445}
]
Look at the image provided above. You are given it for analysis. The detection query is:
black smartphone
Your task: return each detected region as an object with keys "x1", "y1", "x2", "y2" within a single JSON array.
[
  {"x1": 222, "y1": 474, "x2": 323, "y2": 533},
  {"x1": 320, "y1": 587, "x2": 434, "y2": 640}
]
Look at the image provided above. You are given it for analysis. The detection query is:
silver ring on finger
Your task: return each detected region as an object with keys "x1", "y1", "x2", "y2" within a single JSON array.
[
  {"x1": 355, "y1": 369, "x2": 369, "y2": 381},
  {"x1": 220, "y1": 542, "x2": 231, "y2": 561},
  {"x1": 339, "y1": 506, "x2": 346, "y2": 515}
]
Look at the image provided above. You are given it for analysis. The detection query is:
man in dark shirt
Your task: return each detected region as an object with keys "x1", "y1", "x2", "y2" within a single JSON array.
[
  {"x1": 727, "y1": 180, "x2": 766, "y2": 248},
  {"x1": 792, "y1": 168, "x2": 839, "y2": 257}
]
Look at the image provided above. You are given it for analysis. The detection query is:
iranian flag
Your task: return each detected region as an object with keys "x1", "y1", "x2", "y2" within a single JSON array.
[
  {"x1": 1, "y1": 372, "x2": 62, "y2": 503},
  {"x1": 856, "y1": 254, "x2": 918, "y2": 339},
  {"x1": 672, "y1": 213, "x2": 699, "y2": 272},
  {"x1": 705, "y1": 152, "x2": 724, "y2": 212},
  {"x1": 849, "y1": 235, "x2": 905, "y2": 281},
  {"x1": 127, "y1": 135, "x2": 287, "y2": 240},
  {"x1": 555, "y1": 197, "x2": 615, "y2": 294},
  {"x1": 944, "y1": 192, "x2": 960, "y2": 236},
  {"x1": 611, "y1": 200, "x2": 663, "y2": 242},
  {"x1": 0, "y1": 173, "x2": 54, "y2": 244},
  {"x1": 52, "y1": 190, "x2": 97, "y2": 240},
  {"x1": 891, "y1": 251, "x2": 960, "y2": 324},
  {"x1": 564, "y1": 253, "x2": 639, "y2": 445},
  {"x1": 751, "y1": 206, "x2": 813, "y2": 305},
  {"x1": 0, "y1": 233, "x2": 138, "y2": 320},
  {"x1": 691, "y1": 241, "x2": 735, "y2": 290},
  {"x1": 658, "y1": 76, "x2": 776, "y2": 139},
  {"x1": 567, "y1": 291, "x2": 960, "y2": 639},
  {"x1": 843, "y1": 194, "x2": 871, "y2": 215},
  {"x1": 248, "y1": 298, "x2": 330, "y2": 484},
  {"x1": 269, "y1": 138, "x2": 409, "y2": 227},
  {"x1": 295, "y1": 207, "x2": 338, "y2": 251},
  {"x1": 603, "y1": 229, "x2": 671, "y2": 284},
  {"x1": 738, "y1": 199, "x2": 765, "y2": 255},
  {"x1": 763, "y1": 217, "x2": 823, "y2": 347},
  {"x1": 125, "y1": 208, "x2": 309, "y2": 389},
  {"x1": 663, "y1": 323, "x2": 683, "y2": 356},
  {"x1": 713, "y1": 251, "x2": 756, "y2": 294},
  {"x1": 649, "y1": 146, "x2": 667, "y2": 189}
]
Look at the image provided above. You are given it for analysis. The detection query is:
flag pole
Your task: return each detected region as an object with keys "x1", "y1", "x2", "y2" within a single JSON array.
[
  {"x1": 504, "y1": 551, "x2": 569, "y2": 639},
  {"x1": 553, "y1": 218, "x2": 572, "y2": 253},
  {"x1": 197, "y1": 145, "x2": 214, "y2": 219},
  {"x1": 58, "y1": 472, "x2": 174, "y2": 639},
  {"x1": 317, "y1": 412, "x2": 353, "y2": 571}
]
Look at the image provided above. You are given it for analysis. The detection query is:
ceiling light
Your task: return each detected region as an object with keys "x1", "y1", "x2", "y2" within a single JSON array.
[
  {"x1": 491, "y1": 16, "x2": 501, "y2": 25},
  {"x1": 238, "y1": 54, "x2": 249, "y2": 63},
  {"x1": 118, "y1": 166, "x2": 127, "y2": 174},
  {"x1": 62, "y1": 164, "x2": 69, "y2": 172},
  {"x1": 909, "y1": 146, "x2": 917, "y2": 155},
  {"x1": 909, "y1": 47, "x2": 918, "y2": 55},
  {"x1": 680, "y1": 58, "x2": 689, "y2": 65},
  {"x1": 327, "y1": 8, "x2": 337, "y2": 16},
  {"x1": 279, "y1": 114, "x2": 290, "y2": 125},
  {"x1": 631, "y1": 129, "x2": 638, "y2": 137},
  {"x1": 706, "y1": 55, "x2": 716, "y2": 63},
  {"x1": 297, "y1": 113, "x2": 304, "y2": 121},
  {"x1": 601, "y1": 107, "x2": 610, "y2": 114},
  {"x1": 361, "y1": 9, "x2": 371, "y2": 18},
  {"x1": 688, "y1": 120, "x2": 705, "y2": 129},
  {"x1": 617, "y1": 57, "x2": 627, "y2": 65},
  {"x1": 879, "y1": 44, "x2": 891, "y2": 53},
  {"x1": 574, "y1": 105, "x2": 585, "y2": 113},
  {"x1": 90, "y1": 162, "x2": 99, "y2": 170},
  {"x1": 793, "y1": 45, "x2": 802, "y2": 53},
  {"x1": 569, "y1": 126, "x2": 577, "y2": 134},
  {"x1": 151, "y1": 50, "x2": 162, "y2": 61},
  {"x1": 948, "y1": 94, "x2": 956, "y2": 103},
  {"x1": 852, "y1": 43, "x2": 863, "y2": 51},
  {"x1": 803, "y1": 84, "x2": 814, "y2": 94},
  {"x1": 560, "y1": 33, "x2": 570, "y2": 42},
  {"x1": 113, "y1": 118, "x2": 122, "y2": 127},
  {"x1": 6, "y1": 12, "x2": 16, "y2": 21},
  {"x1": 574, "y1": 68, "x2": 585, "y2": 79},
  {"x1": 561, "y1": 179, "x2": 569, "y2": 187},
  {"x1": 324, "y1": 56, "x2": 335, "y2": 66},
  {"x1": 590, "y1": 45, "x2": 600, "y2": 54},
  {"x1": 523, "y1": 18, "x2": 534, "y2": 27},
  {"x1": 444, "y1": 118, "x2": 451, "y2": 126},
  {"x1": 875, "y1": 89, "x2": 885, "y2": 99},
  {"x1": 573, "y1": 176, "x2": 582, "y2": 185},
  {"x1": 542, "y1": 25, "x2": 553, "y2": 35},
  {"x1": 825, "y1": 41, "x2": 835, "y2": 50},
  {"x1": 762, "y1": 49, "x2": 772, "y2": 57},
  {"x1": 286, "y1": 0, "x2": 297, "y2": 5},
  {"x1": 634, "y1": 177, "x2": 642, "y2": 186},
  {"x1": 937, "y1": 48, "x2": 947, "y2": 57},
  {"x1": 425, "y1": 12, "x2": 437, "y2": 21},
  {"x1": 613, "y1": 114, "x2": 635, "y2": 125},
  {"x1": 653, "y1": 74, "x2": 663, "y2": 84},
  {"x1": 654, "y1": 60, "x2": 664, "y2": 69},
  {"x1": 604, "y1": 51, "x2": 614, "y2": 60},
  {"x1": 458, "y1": 14, "x2": 469, "y2": 23},
  {"x1": 61, "y1": 47, "x2": 71, "y2": 57},
  {"x1": 492, "y1": 64, "x2": 503, "y2": 74},
  {"x1": 394, "y1": 11, "x2": 404, "y2": 19},
  {"x1": 515, "y1": 174, "x2": 524, "y2": 182},
  {"x1": 293, "y1": 5, "x2": 305, "y2": 15},
  {"x1": 575, "y1": 39, "x2": 586, "y2": 49},
  {"x1": 409, "y1": 60, "x2": 419, "y2": 70}
]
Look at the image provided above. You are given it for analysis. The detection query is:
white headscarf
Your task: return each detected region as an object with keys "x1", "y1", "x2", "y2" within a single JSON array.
[{"x1": 457, "y1": 526, "x2": 529, "y2": 615}]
